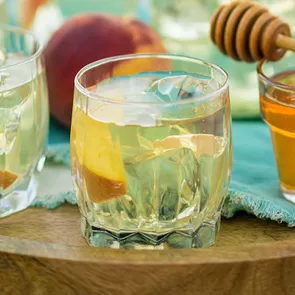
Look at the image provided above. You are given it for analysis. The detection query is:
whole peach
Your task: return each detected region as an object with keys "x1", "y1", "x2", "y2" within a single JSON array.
[{"x1": 43, "y1": 14, "x2": 167, "y2": 127}]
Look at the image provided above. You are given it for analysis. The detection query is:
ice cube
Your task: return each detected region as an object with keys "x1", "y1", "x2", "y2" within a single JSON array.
[
  {"x1": 123, "y1": 138, "x2": 200, "y2": 222},
  {"x1": 146, "y1": 75, "x2": 186, "y2": 102},
  {"x1": 146, "y1": 74, "x2": 220, "y2": 102},
  {"x1": 95, "y1": 75, "x2": 156, "y2": 102},
  {"x1": 0, "y1": 105, "x2": 21, "y2": 155},
  {"x1": 90, "y1": 73, "x2": 220, "y2": 126},
  {"x1": 87, "y1": 92, "x2": 161, "y2": 127},
  {"x1": 122, "y1": 92, "x2": 163, "y2": 126},
  {"x1": 123, "y1": 108, "x2": 158, "y2": 126},
  {"x1": 92, "y1": 76, "x2": 162, "y2": 126}
]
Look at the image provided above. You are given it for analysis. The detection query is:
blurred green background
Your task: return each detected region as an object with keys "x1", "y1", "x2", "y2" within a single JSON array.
[{"x1": 2, "y1": 0, "x2": 295, "y2": 118}]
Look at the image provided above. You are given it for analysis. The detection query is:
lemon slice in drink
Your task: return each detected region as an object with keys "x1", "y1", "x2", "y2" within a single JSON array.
[{"x1": 71, "y1": 107, "x2": 126, "y2": 203}]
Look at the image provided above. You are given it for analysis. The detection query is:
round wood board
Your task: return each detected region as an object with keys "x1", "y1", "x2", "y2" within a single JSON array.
[{"x1": 0, "y1": 205, "x2": 295, "y2": 295}]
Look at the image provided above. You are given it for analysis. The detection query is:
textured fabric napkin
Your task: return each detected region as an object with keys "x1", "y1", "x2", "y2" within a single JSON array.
[{"x1": 32, "y1": 118, "x2": 295, "y2": 227}]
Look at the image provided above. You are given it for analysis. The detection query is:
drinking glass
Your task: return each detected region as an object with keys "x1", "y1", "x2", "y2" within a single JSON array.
[
  {"x1": 71, "y1": 53, "x2": 232, "y2": 249},
  {"x1": 0, "y1": 25, "x2": 49, "y2": 217},
  {"x1": 258, "y1": 52, "x2": 295, "y2": 203}
]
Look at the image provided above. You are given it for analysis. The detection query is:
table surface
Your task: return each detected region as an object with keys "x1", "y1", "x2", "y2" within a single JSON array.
[
  {"x1": 0, "y1": 205, "x2": 294, "y2": 247},
  {"x1": 0, "y1": 205, "x2": 295, "y2": 295}
]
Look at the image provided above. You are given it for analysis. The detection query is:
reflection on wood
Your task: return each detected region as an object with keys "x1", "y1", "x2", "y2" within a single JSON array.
[{"x1": 0, "y1": 205, "x2": 294, "y2": 294}]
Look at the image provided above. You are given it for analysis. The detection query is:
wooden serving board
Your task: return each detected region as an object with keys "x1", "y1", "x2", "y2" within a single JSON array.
[{"x1": 0, "y1": 205, "x2": 294, "y2": 295}]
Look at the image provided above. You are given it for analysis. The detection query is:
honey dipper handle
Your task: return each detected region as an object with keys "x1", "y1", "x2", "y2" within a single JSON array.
[{"x1": 276, "y1": 34, "x2": 295, "y2": 52}]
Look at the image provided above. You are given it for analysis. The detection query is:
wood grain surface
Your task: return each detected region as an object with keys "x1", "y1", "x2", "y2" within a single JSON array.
[{"x1": 0, "y1": 205, "x2": 294, "y2": 295}]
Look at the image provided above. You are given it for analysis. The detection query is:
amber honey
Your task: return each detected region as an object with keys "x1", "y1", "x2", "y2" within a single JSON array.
[{"x1": 260, "y1": 70, "x2": 295, "y2": 193}]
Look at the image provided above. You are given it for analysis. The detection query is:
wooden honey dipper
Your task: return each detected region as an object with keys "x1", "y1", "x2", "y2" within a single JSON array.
[{"x1": 210, "y1": 1, "x2": 295, "y2": 62}]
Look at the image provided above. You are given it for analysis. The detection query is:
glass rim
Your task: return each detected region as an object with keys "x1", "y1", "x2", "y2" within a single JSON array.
[
  {"x1": 257, "y1": 58, "x2": 295, "y2": 92},
  {"x1": 74, "y1": 53, "x2": 229, "y2": 106},
  {"x1": 0, "y1": 24, "x2": 43, "y2": 71}
]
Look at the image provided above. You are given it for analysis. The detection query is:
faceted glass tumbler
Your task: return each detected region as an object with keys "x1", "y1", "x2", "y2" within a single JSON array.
[
  {"x1": 71, "y1": 53, "x2": 232, "y2": 249},
  {"x1": 0, "y1": 25, "x2": 49, "y2": 217}
]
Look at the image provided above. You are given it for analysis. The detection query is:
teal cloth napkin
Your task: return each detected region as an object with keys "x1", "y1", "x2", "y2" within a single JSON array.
[{"x1": 41, "y1": 118, "x2": 295, "y2": 227}]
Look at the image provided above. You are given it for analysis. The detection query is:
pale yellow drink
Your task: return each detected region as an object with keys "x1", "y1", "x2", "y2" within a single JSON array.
[{"x1": 0, "y1": 25, "x2": 49, "y2": 217}]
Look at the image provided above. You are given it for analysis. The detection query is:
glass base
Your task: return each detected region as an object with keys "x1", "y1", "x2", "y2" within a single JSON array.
[
  {"x1": 282, "y1": 185, "x2": 295, "y2": 204},
  {"x1": 0, "y1": 156, "x2": 46, "y2": 218},
  {"x1": 81, "y1": 215, "x2": 221, "y2": 249},
  {"x1": 0, "y1": 174, "x2": 37, "y2": 217}
]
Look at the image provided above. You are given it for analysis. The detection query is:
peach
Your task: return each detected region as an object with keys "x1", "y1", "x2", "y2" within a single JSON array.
[
  {"x1": 43, "y1": 14, "x2": 167, "y2": 127},
  {"x1": 71, "y1": 107, "x2": 127, "y2": 203},
  {"x1": 0, "y1": 170, "x2": 18, "y2": 190}
]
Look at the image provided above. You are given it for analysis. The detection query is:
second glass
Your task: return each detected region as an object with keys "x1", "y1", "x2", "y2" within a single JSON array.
[
  {"x1": 0, "y1": 25, "x2": 49, "y2": 217},
  {"x1": 71, "y1": 53, "x2": 232, "y2": 249}
]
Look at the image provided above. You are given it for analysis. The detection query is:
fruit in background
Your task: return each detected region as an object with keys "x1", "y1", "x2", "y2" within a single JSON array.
[
  {"x1": 20, "y1": 0, "x2": 48, "y2": 28},
  {"x1": 43, "y1": 14, "x2": 167, "y2": 127}
]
